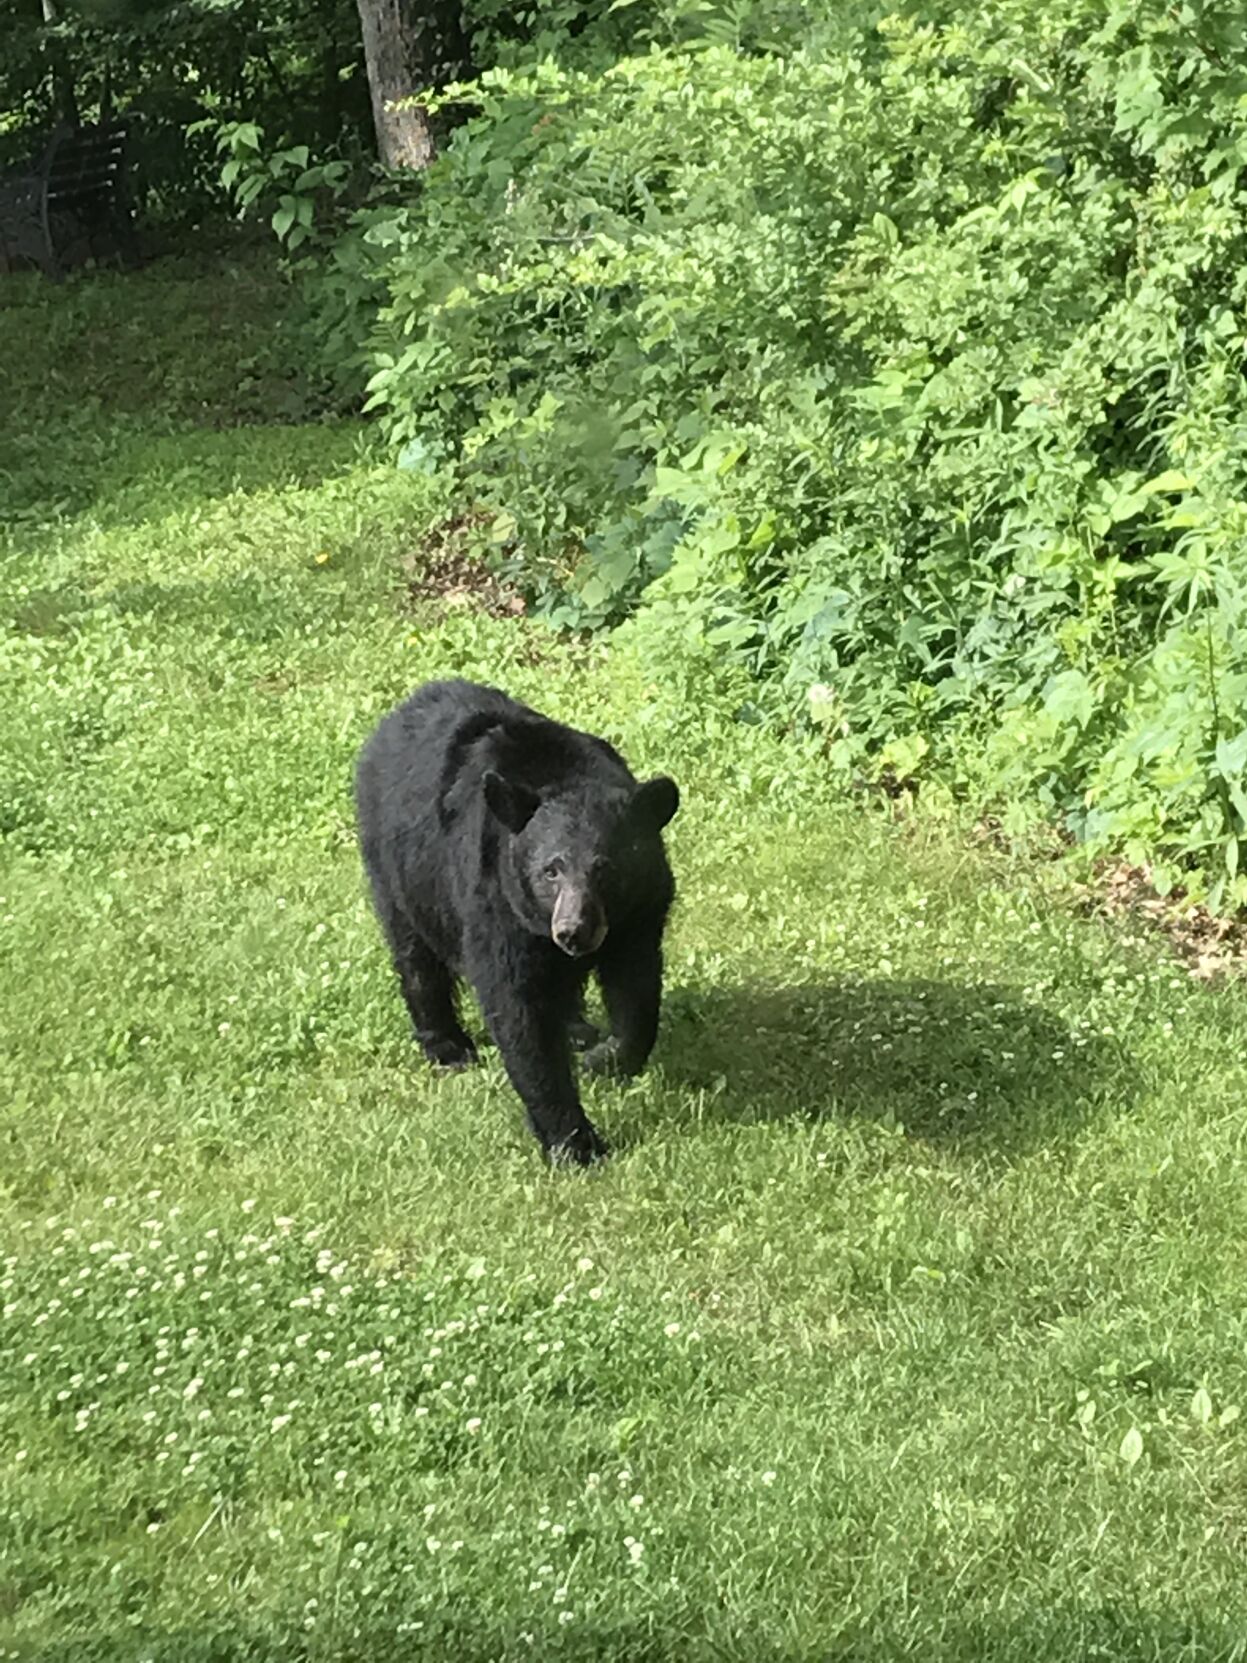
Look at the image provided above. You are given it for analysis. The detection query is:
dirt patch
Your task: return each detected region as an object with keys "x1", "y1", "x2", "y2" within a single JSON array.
[
  {"x1": 1074, "y1": 861, "x2": 1247, "y2": 982},
  {"x1": 402, "y1": 514, "x2": 526, "y2": 619},
  {"x1": 971, "y1": 813, "x2": 1072, "y2": 860},
  {"x1": 971, "y1": 816, "x2": 1245, "y2": 980}
]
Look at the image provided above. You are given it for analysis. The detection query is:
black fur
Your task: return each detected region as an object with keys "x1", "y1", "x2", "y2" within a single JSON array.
[{"x1": 355, "y1": 679, "x2": 679, "y2": 1165}]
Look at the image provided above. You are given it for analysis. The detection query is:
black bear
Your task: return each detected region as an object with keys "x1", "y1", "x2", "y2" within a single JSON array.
[{"x1": 354, "y1": 679, "x2": 680, "y2": 1165}]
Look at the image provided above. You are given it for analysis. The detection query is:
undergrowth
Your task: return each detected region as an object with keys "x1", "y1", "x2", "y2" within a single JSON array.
[{"x1": 219, "y1": 0, "x2": 1247, "y2": 912}]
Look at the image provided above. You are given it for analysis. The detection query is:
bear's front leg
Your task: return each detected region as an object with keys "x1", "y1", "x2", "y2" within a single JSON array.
[
  {"x1": 585, "y1": 930, "x2": 664, "y2": 1080},
  {"x1": 475, "y1": 973, "x2": 608, "y2": 1166}
]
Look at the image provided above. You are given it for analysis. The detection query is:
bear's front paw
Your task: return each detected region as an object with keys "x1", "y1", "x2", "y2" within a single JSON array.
[
  {"x1": 546, "y1": 1120, "x2": 610, "y2": 1167},
  {"x1": 422, "y1": 1033, "x2": 478, "y2": 1071}
]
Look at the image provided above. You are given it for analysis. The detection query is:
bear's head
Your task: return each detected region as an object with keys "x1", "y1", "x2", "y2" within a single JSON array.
[{"x1": 483, "y1": 771, "x2": 679, "y2": 956}]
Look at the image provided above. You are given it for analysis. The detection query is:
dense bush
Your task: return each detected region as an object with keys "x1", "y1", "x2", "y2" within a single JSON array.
[{"x1": 326, "y1": 0, "x2": 1247, "y2": 909}]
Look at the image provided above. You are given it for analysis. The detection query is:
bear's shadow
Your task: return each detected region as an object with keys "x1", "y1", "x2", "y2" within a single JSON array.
[{"x1": 648, "y1": 976, "x2": 1135, "y2": 1155}]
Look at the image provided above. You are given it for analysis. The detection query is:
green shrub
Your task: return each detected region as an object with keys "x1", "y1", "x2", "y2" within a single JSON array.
[{"x1": 318, "y1": 0, "x2": 1247, "y2": 908}]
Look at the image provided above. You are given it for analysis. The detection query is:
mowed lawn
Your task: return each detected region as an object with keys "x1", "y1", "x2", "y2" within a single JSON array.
[{"x1": 4, "y1": 257, "x2": 1247, "y2": 1663}]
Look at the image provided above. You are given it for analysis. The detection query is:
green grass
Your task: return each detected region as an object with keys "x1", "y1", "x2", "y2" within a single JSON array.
[{"x1": 4, "y1": 257, "x2": 1247, "y2": 1663}]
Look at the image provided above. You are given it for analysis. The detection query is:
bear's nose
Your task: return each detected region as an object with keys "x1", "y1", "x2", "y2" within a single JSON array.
[{"x1": 552, "y1": 916, "x2": 608, "y2": 958}]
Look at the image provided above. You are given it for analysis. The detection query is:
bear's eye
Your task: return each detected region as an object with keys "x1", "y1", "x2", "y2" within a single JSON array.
[{"x1": 542, "y1": 858, "x2": 565, "y2": 880}]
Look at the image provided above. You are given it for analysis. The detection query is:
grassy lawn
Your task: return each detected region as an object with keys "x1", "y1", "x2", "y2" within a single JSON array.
[{"x1": 4, "y1": 256, "x2": 1247, "y2": 1663}]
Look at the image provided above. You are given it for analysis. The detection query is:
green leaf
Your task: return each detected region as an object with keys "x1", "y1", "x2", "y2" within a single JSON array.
[
  {"x1": 1191, "y1": 1387, "x2": 1213, "y2": 1426},
  {"x1": 611, "y1": 1415, "x2": 642, "y2": 1449},
  {"x1": 1141, "y1": 470, "x2": 1195, "y2": 495},
  {"x1": 1119, "y1": 1426, "x2": 1144, "y2": 1466},
  {"x1": 271, "y1": 198, "x2": 296, "y2": 240},
  {"x1": 1213, "y1": 731, "x2": 1247, "y2": 779},
  {"x1": 699, "y1": 520, "x2": 741, "y2": 558},
  {"x1": 1108, "y1": 491, "x2": 1149, "y2": 524},
  {"x1": 1042, "y1": 670, "x2": 1094, "y2": 729}
]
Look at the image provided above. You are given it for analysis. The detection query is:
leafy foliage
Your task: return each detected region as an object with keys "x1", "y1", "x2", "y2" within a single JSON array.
[
  {"x1": 0, "y1": 0, "x2": 371, "y2": 220},
  {"x1": 325, "y1": 0, "x2": 1247, "y2": 909},
  {"x1": 0, "y1": 0, "x2": 623, "y2": 221}
]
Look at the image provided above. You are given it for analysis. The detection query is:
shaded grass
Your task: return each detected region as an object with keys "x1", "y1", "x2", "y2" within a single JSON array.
[{"x1": 3, "y1": 257, "x2": 1247, "y2": 1662}]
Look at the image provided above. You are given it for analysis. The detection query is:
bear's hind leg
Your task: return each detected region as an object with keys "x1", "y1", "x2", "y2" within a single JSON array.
[
  {"x1": 567, "y1": 976, "x2": 602, "y2": 1052},
  {"x1": 395, "y1": 939, "x2": 478, "y2": 1070}
]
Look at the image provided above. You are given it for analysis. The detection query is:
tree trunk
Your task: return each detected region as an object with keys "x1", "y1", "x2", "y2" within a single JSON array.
[
  {"x1": 355, "y1": 0, "x2": 471, "y2": 171},
  {"x1": 41, "y1": 0, "x2": 80, "y2": 127}
]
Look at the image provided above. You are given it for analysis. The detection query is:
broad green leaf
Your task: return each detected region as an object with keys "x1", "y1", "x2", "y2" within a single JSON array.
[
  {"x1": 1141, "y1": 470, "x2": 1195, "y2": 495},
  {"x1": 1119, "y1": 1426, "x2": 1144, "y2": 1466},
  {"x1": 271, "y1": 198, "x2": 296, "y2": 240},
  {"x1": 1042, "y1": 670, "x2": 1095, "y2": 729},
  {"x1": 1213, "y1": 732, "x2": 1247, "y2": 779}
]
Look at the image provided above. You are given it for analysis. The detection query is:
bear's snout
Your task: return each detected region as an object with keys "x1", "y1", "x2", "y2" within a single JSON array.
[{"x1": 551, "y1": 885, "x2": 608, "y2": 958}]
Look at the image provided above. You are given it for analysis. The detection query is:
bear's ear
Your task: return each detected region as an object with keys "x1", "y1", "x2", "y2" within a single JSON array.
[
  {"x1": 629, "y1": 775, "x2": 680, "y2": 831},
  {"x1": 483, "y1": 769, "x2": 540, "y2": 834}
]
